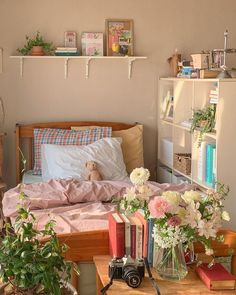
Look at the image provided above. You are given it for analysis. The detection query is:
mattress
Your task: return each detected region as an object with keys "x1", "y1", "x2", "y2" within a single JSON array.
[{"x1": 22, "y1": 170, "x2": 43, "y2": 184}]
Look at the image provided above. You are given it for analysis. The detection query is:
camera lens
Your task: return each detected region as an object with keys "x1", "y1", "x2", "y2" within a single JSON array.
[{"x1": 122, "y1": 266, "x2": 142, "y2": 288}]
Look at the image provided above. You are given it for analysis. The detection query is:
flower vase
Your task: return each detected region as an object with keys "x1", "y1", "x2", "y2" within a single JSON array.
[{"x1": 155, "y1": 243, "x2": 188, "y2": 281}]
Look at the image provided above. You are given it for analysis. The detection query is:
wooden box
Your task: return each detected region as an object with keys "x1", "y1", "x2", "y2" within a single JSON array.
[{"x1": 174, "y1": 153, "x2": 191, "y2": 175}]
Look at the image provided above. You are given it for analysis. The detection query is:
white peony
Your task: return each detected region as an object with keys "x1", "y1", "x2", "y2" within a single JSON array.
[
  {"x1": 222, "y1": 211, "x2": 230, "y2": 221},
  {"x1": 130, "y1": 167, "x2": 150, "y2": 185},
  {"x1": 137, "y1": 184, "x2": 153, "y2": 201},
  {"x1": 182, "y1": 190, "x2": 201, "y2": 204}
]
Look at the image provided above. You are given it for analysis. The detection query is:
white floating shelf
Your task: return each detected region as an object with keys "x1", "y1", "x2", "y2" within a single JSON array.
[{"x1": 10, "y1": 55, "x2": 147, "y2": 79}]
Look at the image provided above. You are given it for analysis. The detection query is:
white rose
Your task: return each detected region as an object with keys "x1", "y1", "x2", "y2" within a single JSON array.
[
  {"x1": 222, "y1": 211, "x2": 230, "y2": 221},
  {"x1": 162, "y1": 191, "x2": 181, "y2": 205},
  {"x1": 182, "y1": 190, "x2": 201, "y2": 204}
]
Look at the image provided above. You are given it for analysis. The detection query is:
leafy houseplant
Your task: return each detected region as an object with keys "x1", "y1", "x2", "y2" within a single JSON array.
[
  {"x1": 17, "y1": 32, "x2": 55, "y2": 56},
  {"x1": 0, "y1": 193, "x2": 79, "y2": 294},
  {"x1": 190, "y1": 105, "x2": 216, "y2": 147}
]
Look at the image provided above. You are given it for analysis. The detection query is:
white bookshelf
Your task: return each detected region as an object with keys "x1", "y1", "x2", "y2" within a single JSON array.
[
  {"x1": 10, "y1": 55, "x2": 147, "y2": 79},
  {"x1": 157, "y1": 77, "x2": 236, "y2": 193}
]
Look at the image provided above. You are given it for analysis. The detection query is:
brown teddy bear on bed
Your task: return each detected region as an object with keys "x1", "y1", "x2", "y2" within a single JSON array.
[{"x1": 85, "y1": 161, "x2": 103, "y2": 181}]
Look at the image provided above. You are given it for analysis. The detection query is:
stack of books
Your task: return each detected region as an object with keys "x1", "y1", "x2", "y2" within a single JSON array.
[
  {"x1": 108, "y1": 211, "x2": 155, "y2": 266},
  {"x1": 55, "y1": 47, "x2": 80, "y2": 56},
  {"x1": 209, "y1": 86, "x2": 219, "y2": 104},
  {"x1": 197, "y1": 142, "x2": 216, "y2": 188}
]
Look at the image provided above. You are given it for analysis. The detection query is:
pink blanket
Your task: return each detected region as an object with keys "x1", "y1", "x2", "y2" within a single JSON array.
[{"x1": 3, "y1": 179, "x2": 192, "y2": 233}]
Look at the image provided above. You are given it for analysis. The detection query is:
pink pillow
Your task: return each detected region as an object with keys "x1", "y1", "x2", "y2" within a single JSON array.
[{"x1": 33, "y1": 127, "x2": 112, "y2": 175}]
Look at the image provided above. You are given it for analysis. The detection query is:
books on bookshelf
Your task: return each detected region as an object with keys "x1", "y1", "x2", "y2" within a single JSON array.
[
  {"x1": 209, "y1": 86, "x2": 219, "y2": 104},
  {"x1": 196, "y1": 263, "x2": 236, "y2": 290},
  {"x1": 108, "y1": 211, "x2": 156, "y2": 266},
  {"x1": 81, "y1": 32, "x2": 104, "y2": 56},
  {"x1": 55, "y1": 47, "x2": 80, "y2": 56},
  {"x1": 197, "y1": 142, "x2": 216, "y2": 188}
]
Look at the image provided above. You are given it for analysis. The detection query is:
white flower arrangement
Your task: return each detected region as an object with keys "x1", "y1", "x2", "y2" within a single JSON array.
[{"x1": 118, "y1": 169, "x2": 230, "y2": 254}]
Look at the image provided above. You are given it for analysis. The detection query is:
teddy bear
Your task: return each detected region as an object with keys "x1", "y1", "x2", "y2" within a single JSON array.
[{"x1": 85, "y1": 160, "x2": 103, "y2": 181}]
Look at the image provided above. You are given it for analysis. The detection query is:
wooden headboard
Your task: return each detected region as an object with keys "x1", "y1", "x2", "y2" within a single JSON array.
[{"x1": 15, "y1": 121, "x2": 136, "y2": 184}]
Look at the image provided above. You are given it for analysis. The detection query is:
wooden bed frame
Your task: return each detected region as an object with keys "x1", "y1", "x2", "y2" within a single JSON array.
[{"x1": 15, "y1": 121, "x2": 136, "y2": 184}]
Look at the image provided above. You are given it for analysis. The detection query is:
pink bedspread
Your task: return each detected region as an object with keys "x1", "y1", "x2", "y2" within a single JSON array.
[{"x1": 3, "y1": 179, "x2": 193, "y2": 233}]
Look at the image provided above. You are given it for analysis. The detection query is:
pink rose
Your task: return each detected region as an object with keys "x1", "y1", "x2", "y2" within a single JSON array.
[
  {"x1": 167, "y1": 216, "x2": 181, "y2": 227},
  {"x1": 148, "y1": 197, "x2": 171, "y2": 218}
]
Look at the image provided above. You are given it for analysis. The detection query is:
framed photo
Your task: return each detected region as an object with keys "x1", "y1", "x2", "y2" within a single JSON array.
[
  {"x1": 165, "y1": 102, "x2": 174, "y2": 121},
  {"x1": 105, "y1": 19, "x2": 133, "y2": 56},
  {"x1": 64, "y1": 31, "x2": 77, "y2": 48},
  {"x1": 81, "y1": 32, "x2": 104, "y2": 56}
]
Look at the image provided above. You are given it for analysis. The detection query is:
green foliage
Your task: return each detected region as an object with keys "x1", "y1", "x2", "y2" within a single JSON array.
[
  {"x1": 190, "y1": 105, "x2": 216, "y2": 147},
  {"x1": 17, "y1": 32, "x2": 55, "y2": 56},
  {"x1": 0, "y1": 195, "x2": 79, "y2": 294}
]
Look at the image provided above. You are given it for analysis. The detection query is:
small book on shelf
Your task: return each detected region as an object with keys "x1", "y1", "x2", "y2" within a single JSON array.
[
  {"x1": 196, "y1": 263, "x2": 236, "y2": 290},
  {"x1": 108, "y1": 213, "x2": 125, "y2": 258},
  {"x1": 135, "y1": 210, "x2": 148, "y2": 258}
]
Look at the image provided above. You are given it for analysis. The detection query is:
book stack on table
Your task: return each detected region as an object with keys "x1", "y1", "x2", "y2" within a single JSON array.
[
  {"x1": 55, "y1": 47, "x2": 80, "y2": 56},
  {"x1": 108, "y1": 211, "x2": 155, "y2": 266}
]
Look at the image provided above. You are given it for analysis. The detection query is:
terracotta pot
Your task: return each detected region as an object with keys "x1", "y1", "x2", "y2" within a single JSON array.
[
  {"x1": 30, "y1": 46, "x2": 44, "y2": 56},
  {"x1": 198, "y1": 120, "x2": 208, "y2": 128}
]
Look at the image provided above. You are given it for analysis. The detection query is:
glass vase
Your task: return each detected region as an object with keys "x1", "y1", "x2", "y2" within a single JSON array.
[{"x1": 155, "y1": 243, "x2": 188, "y2": 281}]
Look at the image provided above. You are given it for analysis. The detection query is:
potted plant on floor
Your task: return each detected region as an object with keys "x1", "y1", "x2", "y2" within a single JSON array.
[
  {"x1": 190, "y1": 104, "x2": 216, "y2": 146},
  {"x1": 0, "y1": 193, "x2": 79, "y2": 294},
  {"x1": 17, "y1": 32, "x2": 55, "y2": 56}
]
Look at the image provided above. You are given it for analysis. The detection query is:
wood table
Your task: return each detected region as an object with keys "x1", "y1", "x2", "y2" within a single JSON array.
[{"x1": 93, "y1": 255, "x2": 236, "y2": 295}]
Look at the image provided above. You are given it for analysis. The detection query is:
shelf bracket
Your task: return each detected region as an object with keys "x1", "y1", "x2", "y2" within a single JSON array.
[
  {"x1": 128, "y1": 57, "x2": 136, "y2": 79},
  {"x1": 85, "y1": 58, "x2": 92, "y2": 79},
  {"x1": 64, "y1": 58, "x2": 69, "y2": 79},
  {"x1": 20, "y1": 57, "x2": 24, "y2": 78}
]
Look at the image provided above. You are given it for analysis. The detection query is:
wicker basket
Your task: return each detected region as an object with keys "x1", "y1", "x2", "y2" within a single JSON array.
[{"x1": 173, "y1": 153, "x2": 191, "y2": 175}]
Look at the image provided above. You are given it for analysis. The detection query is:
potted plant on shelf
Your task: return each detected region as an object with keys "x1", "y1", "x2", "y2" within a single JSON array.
[
  {"x1": 190, "y1": 104, "x2": 216, "y2": 146},
  {"x1": 17, "y1": 32, "x2": 55, "y2": 56},
  {"x1": 0, "y1": 193, "x2": 79, "y2": 295}
]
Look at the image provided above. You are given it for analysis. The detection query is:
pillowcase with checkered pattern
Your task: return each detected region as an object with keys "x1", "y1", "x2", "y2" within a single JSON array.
[{"x1": 33, "y1": 127, "x2": 112, "y2": 175}]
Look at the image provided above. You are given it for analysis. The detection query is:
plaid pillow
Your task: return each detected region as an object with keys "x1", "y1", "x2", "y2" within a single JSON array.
[{"x1": 33, "y1": 127, "x2": 112, "y2": 175}]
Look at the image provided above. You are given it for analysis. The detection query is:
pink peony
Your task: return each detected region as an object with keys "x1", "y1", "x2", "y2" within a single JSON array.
[
  {"x1": 167, "y1": 216, "x2": 181, "y2": 227},
  {"x1": 148, "y1": 197, "x2": 171, "y2": 218}
]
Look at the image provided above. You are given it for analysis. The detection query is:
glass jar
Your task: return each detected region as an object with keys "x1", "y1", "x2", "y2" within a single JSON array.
[{"x1": 155, "y1": 243, "x2": 188, "y2": 281}]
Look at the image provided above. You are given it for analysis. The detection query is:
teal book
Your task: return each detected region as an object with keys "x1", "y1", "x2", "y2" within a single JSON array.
[
  {"x1": 205, "y1": 144, "x2": 215, "y2": 186},
  {"x1": 147, "y1": 218, "x2": 154, "y2": 266},
  {"x1": 55, "y1": 52, "x2": 80, "y2": 56}
]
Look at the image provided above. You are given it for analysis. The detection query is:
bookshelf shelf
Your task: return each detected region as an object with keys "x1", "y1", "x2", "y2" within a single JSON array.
[
  {"x1": 10, "y1": 55, "x2": 147, "y2": 79},
  {"x1": 158, "y1": 77, "x2": 236, "y2": 195}
]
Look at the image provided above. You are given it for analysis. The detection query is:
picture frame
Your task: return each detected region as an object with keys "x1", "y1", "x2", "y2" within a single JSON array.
[
  {"x1": 81, "y1": 32, "x2": 104, "y2": 56},
  {"x1": 64, "y1": 31, "x2": 77, "y2": 48},
  {"x1": 105, "y1": 19, "x2": 134, "y2": 56},
  {"x1": 165, "y1": 102, "x2": 174, "y2": 121}
]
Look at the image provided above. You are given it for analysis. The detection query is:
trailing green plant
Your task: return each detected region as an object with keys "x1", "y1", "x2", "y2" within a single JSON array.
[
  {"x1": 17, "y1": 32, "x2": 55, "y2": 56},
  {"x1": 0, "y1": 193, "x2": 79, "y2": 294},
  {"x1": 190, "y1": 104, "x2": 216, "y2": 147}
]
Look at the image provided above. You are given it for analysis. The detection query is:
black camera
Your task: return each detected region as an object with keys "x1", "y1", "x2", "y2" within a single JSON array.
[{"x1": 108, "y1": 256, "x2": 145, "y2": 288}]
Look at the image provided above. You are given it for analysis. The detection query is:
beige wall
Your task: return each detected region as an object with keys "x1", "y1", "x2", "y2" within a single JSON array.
[{"x1": 0, "y1": 1, "x2": 236, "y2": 194}]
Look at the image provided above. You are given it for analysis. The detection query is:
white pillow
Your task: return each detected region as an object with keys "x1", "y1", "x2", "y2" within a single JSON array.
[{"x1": 41, "y1": 138, "x2": 128, "y2": 182}]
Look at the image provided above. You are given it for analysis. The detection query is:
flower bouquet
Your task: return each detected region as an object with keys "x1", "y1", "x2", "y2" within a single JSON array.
[{"x1": 118, "y1": 168, "x2": 230, "y2": 281}]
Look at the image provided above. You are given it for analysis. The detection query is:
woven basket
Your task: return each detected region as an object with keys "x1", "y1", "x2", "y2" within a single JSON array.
[{"x1": 174, "y1": 153, "x2": 191, "y2": 175}]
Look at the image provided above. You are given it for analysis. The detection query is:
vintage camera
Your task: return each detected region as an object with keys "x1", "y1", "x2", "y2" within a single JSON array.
[{"x1": 108, "y1": 256, "x2": 145, "y2": 288}]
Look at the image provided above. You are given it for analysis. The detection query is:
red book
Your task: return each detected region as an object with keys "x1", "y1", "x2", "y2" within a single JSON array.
[
  {"x1": 129, "y1": 216, "x2": 143, "y2": 259},
  {"x1": 108, "y1": 213, "x2": 125, "y2": 258},
  {"x1": 135, "y1": 211, "x2": 148, "y2": 257},
  {"x1": 196, "y1": 263, "x2": 236, "y2": 290}
]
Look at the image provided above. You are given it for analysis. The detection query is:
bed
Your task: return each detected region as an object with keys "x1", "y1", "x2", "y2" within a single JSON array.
[{"x1": 3, "y1": 120, "x2": 193, "y2": 294}]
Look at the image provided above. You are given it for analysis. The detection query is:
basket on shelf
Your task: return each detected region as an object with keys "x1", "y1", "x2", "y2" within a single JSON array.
[{"x1": 174, "y1": 153, "x2": 191, "y2": 175}]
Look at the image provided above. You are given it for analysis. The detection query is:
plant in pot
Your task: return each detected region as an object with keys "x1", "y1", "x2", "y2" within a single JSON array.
[
  {"x1": 17, "y1": 32, "x2": 55, "y2": 56},
  {"x1": 0, "y1": 193, "x2": 79, "y2": 295},
  {"x1": 190, "y1": 104, "x2": 216, "y2": 147}
]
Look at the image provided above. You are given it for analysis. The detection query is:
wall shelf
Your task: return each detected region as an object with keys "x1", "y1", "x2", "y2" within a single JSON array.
[{"x1": 10, "y1": 55, "x2": 147, "y2": 79}]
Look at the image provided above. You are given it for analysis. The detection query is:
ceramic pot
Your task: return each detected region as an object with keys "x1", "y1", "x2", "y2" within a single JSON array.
[{"x1": 30, "y1": 46, "x2": 44, "y2": 56}]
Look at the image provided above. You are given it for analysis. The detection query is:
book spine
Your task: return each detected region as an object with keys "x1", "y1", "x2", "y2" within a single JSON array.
[
  {"x1": 135, "y1": 211, "x2": 148, "y2": 258},
  {"x1": 131, "y1": 224, "x2": 136, "y2": 259},
  {"x1": 205, "y1": 144, "x2": 214, "y2": 185},
  {"x1": 196, "y1": 266, "x2": 211, "y2": 289},
  {"x1": 198, "y1": 141, "x2": 206, "y2": 182},
  {"x1": 147, "y1": 219, "x2": 154, "y2": 266},
  {"x1": 108, "y1": 214, "x2": 125, "y2": 258},
  {"x1": 212, "y1": 147, "x2": 216, "y2": 188},
  {"x1": 136, "y1": 223, "x2": 143, "y2": 259}
]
